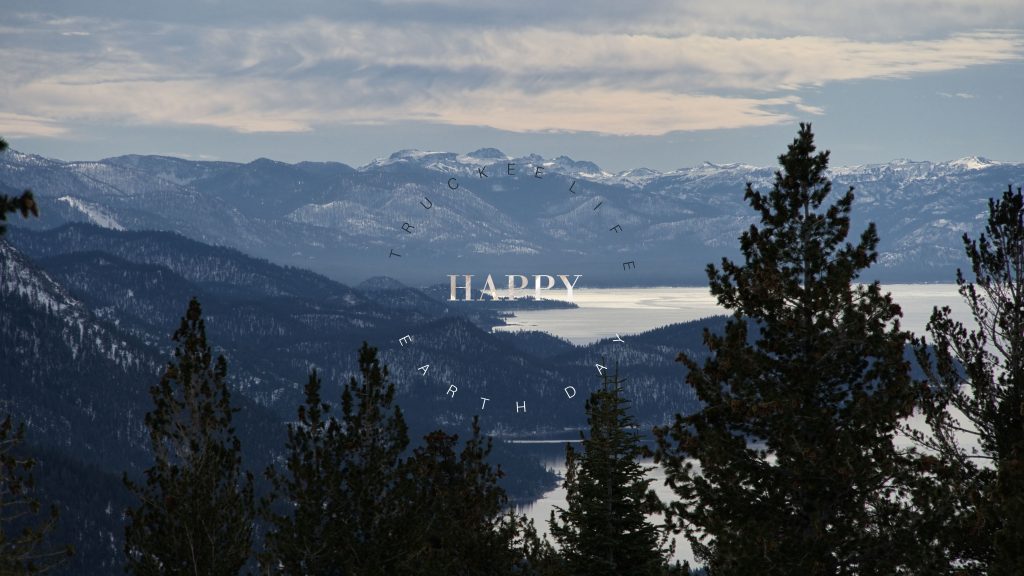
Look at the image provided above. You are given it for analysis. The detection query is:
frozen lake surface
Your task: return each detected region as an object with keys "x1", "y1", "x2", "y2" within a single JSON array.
[{"x1": 493, "y1": 284, "x2": 971, "y2": 345}]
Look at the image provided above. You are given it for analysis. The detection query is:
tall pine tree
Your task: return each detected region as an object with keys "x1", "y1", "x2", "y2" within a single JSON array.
[
  {"x1": 124, "y1": 297, "x2": 255, "y2": 575},
  {"x1": 549, "y1": 364, "x2": 673, "y2": 576},
  {"x1": 333, "y1": 342, "x2": 410, "y2": 575},
  {"x1": 655, "y1": 124, "x2": 918, "y2": 575},
  {"x1": 261, "y1": 370, "x2": 342, "y2": 575},
  {"x1": 911, "y1": 184, "x2": 1024, "y2": 574}
]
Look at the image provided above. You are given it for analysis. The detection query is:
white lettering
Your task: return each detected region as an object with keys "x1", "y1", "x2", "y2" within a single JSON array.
[
  {"x1": 557, "y1": 274, "x2": 583, "y2": 299},
  {"x1": 478, "y1": 274, "x2": 498, "y2": 301},
  {"x1": 506, "y1": 274, "x2": 529, "y2": 297},
  {"x1": 449, "y1": 275, "x2": 473, "y2": 301},
  {"x1": 534, "y1": 274, "x2": 555, "y2": 299}
]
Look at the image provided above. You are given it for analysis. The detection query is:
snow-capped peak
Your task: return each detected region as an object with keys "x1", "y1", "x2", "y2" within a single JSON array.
[
  {"x1": 948, "y1": 156, "x2": 998, "y2": 171},
  {"x1": 365, "y1": 149, "x2": 453, "y2": 168}
]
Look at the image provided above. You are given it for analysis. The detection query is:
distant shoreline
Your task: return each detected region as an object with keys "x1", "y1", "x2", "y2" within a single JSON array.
[{"x1": 493, "y1": 284, "x2": 967, "y2": 345}]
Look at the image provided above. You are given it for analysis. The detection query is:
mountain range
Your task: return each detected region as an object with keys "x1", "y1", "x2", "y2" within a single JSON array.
[
  {"x1": 1, "y1": 221, "x2": 713, "y2": 574},
  {"x1": 2, "y1": 148, "x2": 1021, "y2": 286}
]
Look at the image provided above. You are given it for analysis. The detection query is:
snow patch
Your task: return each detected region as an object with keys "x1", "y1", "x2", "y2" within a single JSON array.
[{"x1": 58, "y1": 196, "x2": 125, "y2": 230}]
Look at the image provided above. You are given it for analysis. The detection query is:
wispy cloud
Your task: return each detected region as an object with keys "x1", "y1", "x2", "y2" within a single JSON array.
[
  {"x1": 0, "y1": 112, "x2": 69, "y2": 138},
  {"x1": 1, "y1": 9, "x2": 1021, "y2": 138},
  {"x1": 365, "y1": 0, "x2": 1024, "y2": 39}
]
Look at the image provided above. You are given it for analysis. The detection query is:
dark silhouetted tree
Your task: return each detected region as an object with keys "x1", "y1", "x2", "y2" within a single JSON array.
[
  {"x1": 550, "y1": 364, "x2": 674, "y2": 576},
  {"x1": 911, "y1": 184, "x2": 1024, "y2": 575},
  {"x1": 262, "y1": 346, "x2": 552, "y2": 575},
  {"x1": 0, "y1": 416, "x2": 72, "y2": 574},
  {"x1": 397, "y1": 417, "x2": 551, "y2": 576},
  {"x1": 656, "y1": 124, "x2": 918, "y2": 575},
  {"x1": 124, "y1": 297, "x2": 255, "y2": 575},
  {"x1": 261, "y1": 370, "x2": 341, "y2": 575},
  {"x1": 333, "y1": 342, "x2": 410, "y2": 575},
  {"x1": 0, "y1": 137, "x2": 38, "y2": 236}
]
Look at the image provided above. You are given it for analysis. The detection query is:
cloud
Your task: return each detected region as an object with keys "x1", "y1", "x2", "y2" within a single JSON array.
[
  {"x1": 403, "y1": 89, "x2": 803, "y2": 135},
  {"x1": 795, "y1": 103, "x2": 826, "y2": 116},
  {"x1": 0, "y1": 112, "x2": 69, "y2": 138},
  {"x1": 45, "y1": 1, "x2": 1018, "y2": 41},
  {"x1": 938, "y1": 91, "x2": 976, "y2": 99},
  {"x1": 0, "y1": 11, "x2": 1021, "y2": 138}
]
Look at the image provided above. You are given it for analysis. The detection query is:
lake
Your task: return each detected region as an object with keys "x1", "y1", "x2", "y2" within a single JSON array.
[
  {"x1": 503, "y1": 283, "x2": 974, "y2": 566},
  {"x1": 493, "y1": 284, "x2": 972, "y2": 345}
]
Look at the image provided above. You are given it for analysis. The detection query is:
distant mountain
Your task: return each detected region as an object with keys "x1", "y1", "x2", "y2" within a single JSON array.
[
  {"x1": 4, "y1": 223, "x2": 708, "y2": 433},
  {"x1": 0, "y1": 238, "x2": 152, "y2": 470},
  {"x1": 2, "y1": 222, "x2": 728, "y2": 574},
  {"x1": 3, "y1": 148, "x2": 1020, "y2": 285}
]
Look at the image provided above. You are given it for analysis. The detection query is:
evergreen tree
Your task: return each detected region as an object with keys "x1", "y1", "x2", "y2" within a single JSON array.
[
  {"x1": 261, "y1": 370, "x2": 342, "y2": 575},
  {"x1": 0, "y1": 416, "x2": 71, "y2": 574},
  {"x1": 655, "y1": 124, "x2": 918, "y2": 575},
  {"x1": 397, "y1": 417, "x2": 550, "y2": 576},
  {"x1": 911, "y1": 184, "x2": 1024, "y2": 574},
  {"x1": 124, "y1": 297, "x2": 255, "y2": 575},
  {"x1": 0, "y1": 137, "x2": 38, "y2": 237},
  {"x1": 332, "y1": 342, "x2": 410, "y2": 575},
  {"x1": 549, "y1": 364, "x2": 673, "y2": 576},
  {"x1": 262, "y1": 346, "x2": 550, "y2": 574}
]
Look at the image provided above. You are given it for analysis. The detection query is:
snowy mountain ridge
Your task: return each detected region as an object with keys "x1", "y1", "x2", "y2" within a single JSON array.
[{"x1": 1, "y1": 147, "x2": 1022, "y2": 285}]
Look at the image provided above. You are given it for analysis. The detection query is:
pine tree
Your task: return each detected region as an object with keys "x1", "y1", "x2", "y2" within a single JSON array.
[
  {"x1": 262, "y1": 345, "x2": 549, "y2": 574},
  {"x1": 261, "y1": 370, "x2": 342, "y2": 575},
  {"x1": 549, "y1": 364, "x2": 673, "y2": 576},
  {"x1": 0, "y1": 417, "x2": 72, "y2": 574},
  {"x1": 0, "y1": 137, "x2": 38, "y2": 237},
  {"x1": 655, "y1": 124, "x2": 918, "y2": 575},
  {"x1": 911, "y1": 184, "x2": 1024, "y2": 574},
  {"x1": 123, "y1": 297, "x2": 255, "y2": 575},
  {"x1": 397, "y1": 417, "x2": 550, "y2": 576},
  {"x1": 332, "y1": 342, "x2": 410, "y2": 575}
]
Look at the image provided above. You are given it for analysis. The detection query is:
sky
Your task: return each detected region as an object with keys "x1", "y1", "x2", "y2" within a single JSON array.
[{"x1": 1, "y1": 1, "x2": 1022, "y2": 172}]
